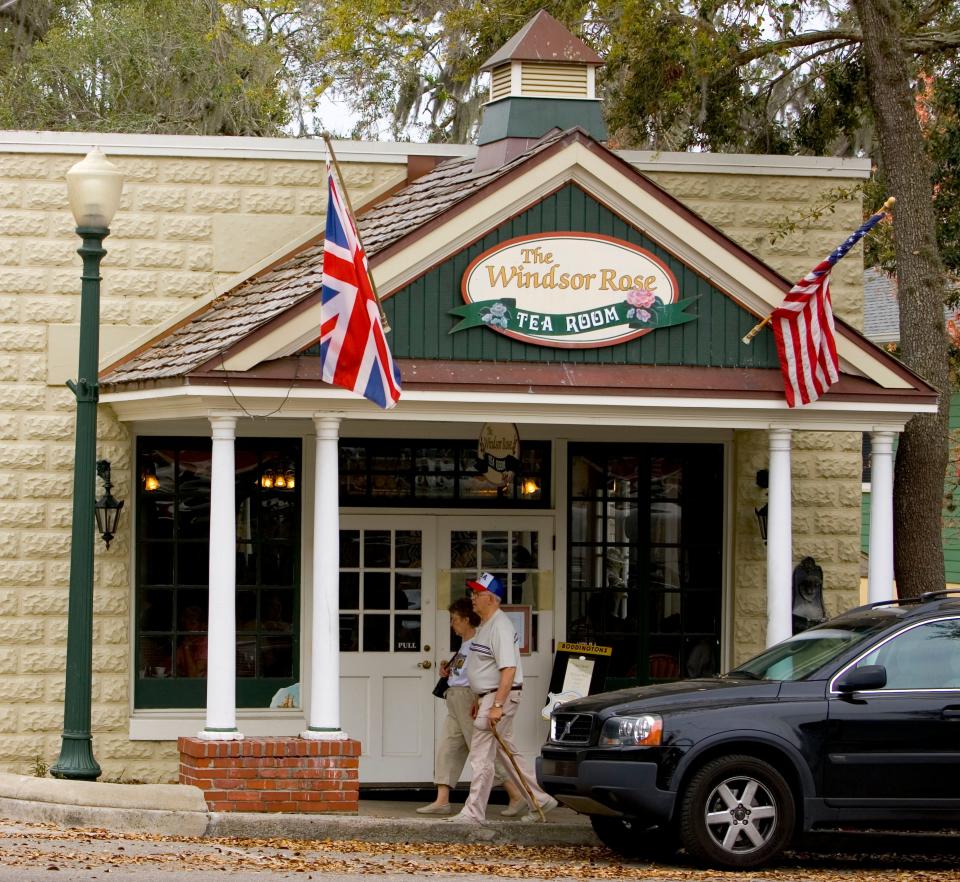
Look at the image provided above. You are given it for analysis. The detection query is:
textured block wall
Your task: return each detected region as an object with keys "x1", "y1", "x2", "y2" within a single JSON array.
[
  {"x1": 645, "y1": 171, "x2": 865, "y2": 665},
  {"x1": 0, "y1": 148, "x2": 405, "y2": 780},
  {"x1": 0, "y1": 145, "x2": 866, "y2": 780}
]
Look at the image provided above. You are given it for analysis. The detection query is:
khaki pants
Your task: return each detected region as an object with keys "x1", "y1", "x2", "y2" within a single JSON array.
[
  {"x1": 435, "y1": 685, "x2": 511, "y2": 789},
  {"x1": 459, "y1": 691, "x2": 550, "y2": 822}
]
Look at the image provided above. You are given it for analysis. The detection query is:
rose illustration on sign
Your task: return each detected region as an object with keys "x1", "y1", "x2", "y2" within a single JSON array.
[
  {"x1": 451, "y1": 233, "x2": 696, "y2": 349},
  {"x1": 481, "y1": 300, "x2": 512, "y2": 328},
  {"x1": 625, "y1": 287, "x2": 657, "y2": 325}
]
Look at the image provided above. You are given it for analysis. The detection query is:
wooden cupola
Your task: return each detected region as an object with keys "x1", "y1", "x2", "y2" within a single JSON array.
[{"x1": 474, "y1": 10, "x2": 607, "y2": 171}]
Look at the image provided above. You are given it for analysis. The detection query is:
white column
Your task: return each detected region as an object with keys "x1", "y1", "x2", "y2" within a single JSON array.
[
  {"x1": 868, "y1": 430, "x2": 897, "y2": 604},
  {"x1": 198, "y1": 416, "x2": 242, "y2": 740},
  {"x1": 302, "y1": 414, "x2": 348, "y2": 740},
  {"x1": 766, "y1": 428, "x2": 793, "y2": 647}
]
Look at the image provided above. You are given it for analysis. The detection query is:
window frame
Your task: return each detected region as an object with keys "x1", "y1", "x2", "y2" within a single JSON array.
[
  {"x1": 134, "y1": 436, "x2": 302, "y2": 710},
  {"x1": 339, "y1": 438, "x2": 551, "y2": 508},
  {"x1": 829, "y1": 615, "x2": 960, "y2": 694},
  {"x1": 566, "y1": 442, "x2": 724, "y2": 688}
]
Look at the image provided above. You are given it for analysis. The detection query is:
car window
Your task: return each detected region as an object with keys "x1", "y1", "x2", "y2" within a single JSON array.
[
  {"x1": 729, "y1": 627, "x2": 884, "y2": 682},
  {"x1": 856, "y1": 618, "x2": 960, "y2": 689}
]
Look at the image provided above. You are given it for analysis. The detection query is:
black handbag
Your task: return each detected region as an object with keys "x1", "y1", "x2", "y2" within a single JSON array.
[
  {"x1": 432, "y1": 652, "x2": 458, "y2": 699},
  {"x1": 432, "y1": 675, "x2": 450, "y2": 699}
]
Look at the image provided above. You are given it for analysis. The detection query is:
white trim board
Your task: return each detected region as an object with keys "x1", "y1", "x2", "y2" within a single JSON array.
[
  {"x1": 129, "y1": 712, "x2": 305, "y2": 741},
  {"x1": 1, "y1": 130, "x2": 870, "y2": 177},
  {"x1": 100, "y1": 383, "x2": 930, "y2": 430}
]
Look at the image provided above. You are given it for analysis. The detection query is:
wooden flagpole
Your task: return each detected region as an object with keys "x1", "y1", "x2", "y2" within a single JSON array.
[
  {"x1": 741, "y1": 196, "x2": 895, "y2": 345},
  {"x1": 322, "y1": 133, "x2": 391, "y2": 333}
]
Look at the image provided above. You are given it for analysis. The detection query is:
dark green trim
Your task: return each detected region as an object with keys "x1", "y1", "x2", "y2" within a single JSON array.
[
  {"x1": 477, "y1": 96, "x2": 607, "y2": 144},
  {"x1": 134, "y1": 437, "x2": 302, "y2": 710}
]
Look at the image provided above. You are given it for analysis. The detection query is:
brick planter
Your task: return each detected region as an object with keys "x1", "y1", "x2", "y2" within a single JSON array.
[{"x1": 178, "y1": 736, "x2": 360, "y2": 813}]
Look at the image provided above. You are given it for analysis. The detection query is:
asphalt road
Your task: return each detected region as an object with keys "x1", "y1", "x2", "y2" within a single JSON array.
[{"x1": 0, "y1": 818, "x2": 957, "y2": 881}]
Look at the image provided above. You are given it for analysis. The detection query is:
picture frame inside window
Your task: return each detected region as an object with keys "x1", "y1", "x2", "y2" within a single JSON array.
[{"x1": 502, "y1": 604, "x2": 532, "y2": 655}]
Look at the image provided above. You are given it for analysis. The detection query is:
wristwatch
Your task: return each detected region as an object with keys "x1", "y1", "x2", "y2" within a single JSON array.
[{"x1": 493, "y1": 701, "x2": 504, "y2": 708}]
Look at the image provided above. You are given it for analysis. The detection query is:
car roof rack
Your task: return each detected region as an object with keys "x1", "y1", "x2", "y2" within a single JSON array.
[
  {"x1": 919, "y1": 588, "x2": 960, "y2": 602},
  {"x1": 858, "y1": 597, "x2": 920, "y2": 610},
  {"x1": 857, "y1": 589, "x2": 960, "y2": 611}
]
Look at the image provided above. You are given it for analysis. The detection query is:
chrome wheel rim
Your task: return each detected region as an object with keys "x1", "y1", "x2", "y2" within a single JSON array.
[{"x1": 703, "y1": 774, "x2": 778, "y2": 855}]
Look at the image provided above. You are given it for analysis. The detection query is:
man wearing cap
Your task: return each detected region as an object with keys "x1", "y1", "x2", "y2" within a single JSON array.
[{"x1": 450, "y1": 572, "x2": 557, "y2": 823}]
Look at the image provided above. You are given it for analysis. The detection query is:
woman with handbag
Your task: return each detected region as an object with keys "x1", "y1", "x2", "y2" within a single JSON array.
[{"x1": 417, "y1": 597, "x2": 525, "y2": 815}]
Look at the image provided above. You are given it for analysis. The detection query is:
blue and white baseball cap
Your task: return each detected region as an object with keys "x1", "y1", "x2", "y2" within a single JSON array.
[{"x1": 466, "y1": 572, "x2": 506, "y2": 600}]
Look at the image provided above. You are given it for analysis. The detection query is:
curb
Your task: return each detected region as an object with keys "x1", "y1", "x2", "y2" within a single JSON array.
[
  {"x1": 206, "y1": 811, "x2": 598, "y2": 846},
  {"x1": 0, "y1": 772, "x2": 208, "y2": 837},
  {"x1": 0, "y1": 773, "x2": 598, "y2": 846}
]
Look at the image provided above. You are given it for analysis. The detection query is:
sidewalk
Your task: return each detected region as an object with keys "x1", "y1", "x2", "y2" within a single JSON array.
[{"x1": 0, "y1": 773, "x2": 597, "y2": 846}]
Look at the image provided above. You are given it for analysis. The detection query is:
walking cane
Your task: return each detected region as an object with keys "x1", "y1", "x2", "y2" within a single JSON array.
[{"x1": 489, "y1": 718, "x2": 546, "y2": 822}]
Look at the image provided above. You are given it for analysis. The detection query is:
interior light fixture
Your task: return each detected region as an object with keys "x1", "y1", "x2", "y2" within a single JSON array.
[{"x1": 142, "y1": 463, "x2": 160, "y2": 492}]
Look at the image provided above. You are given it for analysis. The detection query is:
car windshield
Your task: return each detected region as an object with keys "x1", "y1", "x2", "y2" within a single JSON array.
[{"x1": 727, "y1": 619, "x2": 895, "y2": 682}]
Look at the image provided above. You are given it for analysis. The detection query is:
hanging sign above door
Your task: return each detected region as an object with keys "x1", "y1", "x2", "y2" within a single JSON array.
[
  {"x1": 477, "y1": 422, "x2": 520, "y2": 489},
  {"x1": 451, "y1": 233, "x2": 696, "y2": 349}
]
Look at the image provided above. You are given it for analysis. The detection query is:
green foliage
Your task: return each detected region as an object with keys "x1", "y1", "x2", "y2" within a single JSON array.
[
  {"x1": 928, "y1": 66, "x2": 960, "y2": 282},
  {"x1": 29, "y1": 754, "x2": 48, "y2": 778},
  {"x1": 0, "y1": 0, "x2": 290, "y2": 135}
]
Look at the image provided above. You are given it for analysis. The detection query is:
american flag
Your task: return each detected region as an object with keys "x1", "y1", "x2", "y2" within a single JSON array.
[
  {"x1": 320, "y1": 161, "x2": 401, "y2": 409},
  {"x1": 771, "y1": 209, "x2": 889, "y2": 407}
]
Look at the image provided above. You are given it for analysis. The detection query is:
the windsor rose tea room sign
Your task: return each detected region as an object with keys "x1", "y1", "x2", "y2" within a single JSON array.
[{"x1": 450, "y1": 233, "x2": 697, "y2": 348}]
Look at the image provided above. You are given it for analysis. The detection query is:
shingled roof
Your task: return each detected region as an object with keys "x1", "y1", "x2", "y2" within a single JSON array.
[
  {"x1": 480, "y1": 10, "x2": 603, "y2": 69},
  {"x1": 101, "y1": 129, "x2": 571, "y2": 387}
]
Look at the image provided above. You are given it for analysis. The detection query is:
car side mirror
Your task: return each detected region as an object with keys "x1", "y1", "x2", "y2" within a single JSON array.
[{"x1": 835, "y1": 664, "x2": 887, "y2": 693}]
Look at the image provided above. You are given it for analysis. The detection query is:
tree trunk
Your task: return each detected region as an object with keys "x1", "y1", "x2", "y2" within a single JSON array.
[{"x1": 853, "y1": 0, "x2": 949, "y2": 597}]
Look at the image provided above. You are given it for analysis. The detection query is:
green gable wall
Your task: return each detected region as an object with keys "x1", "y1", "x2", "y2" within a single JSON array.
[{"x1": 381, "y1": 184, "x2": 782, "y2": 367}]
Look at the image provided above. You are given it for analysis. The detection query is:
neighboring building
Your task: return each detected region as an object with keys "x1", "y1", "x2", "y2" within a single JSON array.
[
  {"x1": 861, "y1": 266, "x2": 960, "y2": 588},
  {"x1": 0, "y1": 15, "x2": 934, "y2": 786}
]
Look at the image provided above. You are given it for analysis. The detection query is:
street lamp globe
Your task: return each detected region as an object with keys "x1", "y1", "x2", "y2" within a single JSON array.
[{"x1": 65, "y1": 147, "x2": 124, "y2": 228}]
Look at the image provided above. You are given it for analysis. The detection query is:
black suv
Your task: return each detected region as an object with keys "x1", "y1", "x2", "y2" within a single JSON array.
[{"x1": 538, "y1": 592, "x2": 960, "y2": 868}]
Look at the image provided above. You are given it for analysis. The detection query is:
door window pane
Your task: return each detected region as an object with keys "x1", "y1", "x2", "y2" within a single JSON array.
[
  {"x1": 451, "y1": 532, "x2": 477, "y2": 568},
  {"x1": 363, "y1": 614, "x2": 390, "y2": 651},
  {"x1": 364, "y1": 530, "x2": 391, "y2": 567},
  {"x1": 395, "y1": 615, "x2": 421, "y2": 651}
]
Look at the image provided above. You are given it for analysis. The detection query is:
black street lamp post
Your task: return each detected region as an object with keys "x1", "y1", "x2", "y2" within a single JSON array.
[{"x1": 50, "y1": 148, "x2": 124, "y2": 781}]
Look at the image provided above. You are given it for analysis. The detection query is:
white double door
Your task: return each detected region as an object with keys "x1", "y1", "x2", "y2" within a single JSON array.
[{"x1": 338, "y1": 514, "x2": 554, "y2": 784}]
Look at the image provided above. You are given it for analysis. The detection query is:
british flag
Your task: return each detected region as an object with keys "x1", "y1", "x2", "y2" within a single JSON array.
[
  {"x1": 320, "y1": 162, "x2": 401, "y2": 409},
  {"x1": 771, "y1": 208, "x2": 889, "y2": 407}
]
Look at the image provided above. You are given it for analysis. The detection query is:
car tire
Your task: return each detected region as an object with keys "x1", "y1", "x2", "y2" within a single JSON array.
[
  {"x1": 589, "y1": 815, "x2": 677, "y2": 860},
  {"x1": 679, "y1": 754, "x2": 795, "y2": 869}
]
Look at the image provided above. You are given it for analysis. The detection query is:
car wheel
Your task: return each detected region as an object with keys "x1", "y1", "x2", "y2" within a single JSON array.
[
  {"x1": 679, "y1": 754, "x2": 795, "y2": 869},
  {"x1": 590, "y1": 815, "x2": 677, "y2": 860}
]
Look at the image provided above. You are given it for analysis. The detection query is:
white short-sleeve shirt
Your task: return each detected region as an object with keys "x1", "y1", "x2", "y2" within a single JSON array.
[
  {"x1": 467, "y1": 609, "x2": 522, "y2": 693},
  {"x1": 447, "y1": 637, "x2": 473, "y2": 688}
]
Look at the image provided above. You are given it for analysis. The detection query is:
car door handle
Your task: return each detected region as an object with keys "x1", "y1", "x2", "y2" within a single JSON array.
[{"x1": 942, "y1": 707, "x2": 960, "y2": 719}]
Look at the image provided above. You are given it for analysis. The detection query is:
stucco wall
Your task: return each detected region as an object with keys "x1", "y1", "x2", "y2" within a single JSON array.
[{"x1": 0, "y1": 142, "x2": 866, "y2": 780}]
